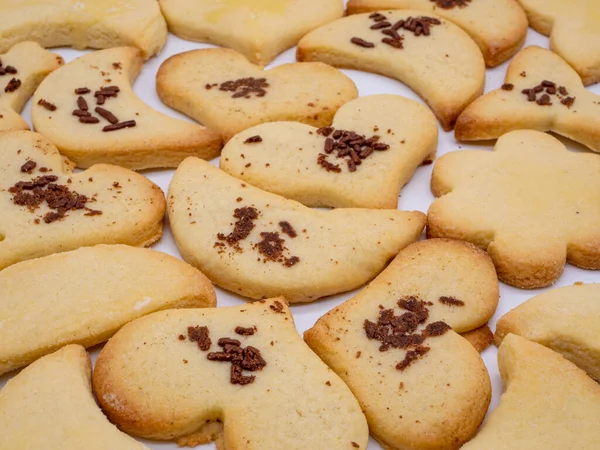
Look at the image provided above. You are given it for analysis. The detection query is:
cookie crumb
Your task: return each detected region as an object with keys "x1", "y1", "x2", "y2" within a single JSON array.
[{"x1": 244, "y1": 135, "x2": 263, "y2": 144}]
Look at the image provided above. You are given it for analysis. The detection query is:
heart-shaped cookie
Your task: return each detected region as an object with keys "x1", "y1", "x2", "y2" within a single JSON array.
[
  {"x1": 156, "y1": 48, "x2": 358, "y2": 142},
  {"x1": 0, "y1": 41, "x2": 63, "y2": 132},
  {"x1": 297, "y1": 10, "x2": 485, "y2": 130},
  {"x1": 32, "y1": 47, "x2": 221, "y2": 170},
  {"x1": 158, "y1": 0, "x2": 343, "y2": 65},
  {"x1": 220, "y1": 94, "x2": 437, "y2": 208},
  {"x1": 0, "y1": 131, "x2": 165, "y2": 270},
  {"x1": 0, "y1": 0, "x2": 167, "y2": 59}
]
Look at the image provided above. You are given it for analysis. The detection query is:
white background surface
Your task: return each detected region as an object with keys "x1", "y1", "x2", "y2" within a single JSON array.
[{"x1": 2, "y1": 2, "x2": 600, "y2": 449}]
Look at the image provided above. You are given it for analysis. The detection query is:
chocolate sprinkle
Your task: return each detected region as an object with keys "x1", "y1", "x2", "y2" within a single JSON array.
[
  {"x1": 520, "y1": 79, "x2": 574, "y2": 108},
  {"x1": 350, "y1": 37, "x2": 375, "y2": 48},
  {"x1": 235, "y1": 326, "x2": 256, "y2": 336},
  {"x1": 438, "y1": 296, "x2": 465, "y2": 307},
  {"x1": 430, "y1": 0, "x2": 471, "y2": 8},
  {"x1": 37, "y1": 99, "x2": 57, "y2": 111},
  {"x1": 77, "y1": 96, "x2": 88, "y2": 111},
  {"x1": 279, "y1": 221, "x2": 297, "y2": 238},
  {"x1": 206, "y1": 334, "x2": 267, "y2": 385},
  {"x1": 217, "y1": 206, "x2": 259, "y2": 249},
  {"x1": 217, "y1": 77, "x2": 269, "y2": 99},
  {"x1": 102, "y1": 120, "x2": 136, "y2": 132},
  {"x1": 270, "y1": 300, "x2": 285, "y2": 313},
  {"x1": 95, "y1": 107, "x2": 119, "y2": 124},
  {"x1": 20, "y1": 160, "x2": 37, "y2": 173},
  {"x1": 188, "y1": 325, "x2": 211, "y2": 351},
  {"x1": 501, "y1": 83, "x2": 514, "y2": 91},
  {"x1": 74, "y1": 87, "x2": 90, "y2": 94},
  {"x1": 79, "y1": 116, "x2": 100, "y2": 124},
  {"x1": 5, "y1": 78, "x2": 21, "y2": 92},
  {"x1": 256, "y1": 231, "x2": 300, "y2": 267}
]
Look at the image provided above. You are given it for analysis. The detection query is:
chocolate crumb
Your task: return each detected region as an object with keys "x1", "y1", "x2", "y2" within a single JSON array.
[
  {"x1": 207, "y1": 334, "x2": 266, "y2": 385},
  {"x1": 74, "y1": 87, "x2": 90, "y2": 94},
  {"x1": 351, "y1": 442, "x2": 360, "y2": 448},
  {"x1": 187, "y1": 325, "x2": 211, "y2": 351},
  {"x1": 561, "y1": 96, "x2": 575, "y2": 108},
  {"x1": 430, "y1": 0, "x2": 471, "y2": 7},
  {"x1": 217, "y1": 77, "x2": 269, "y2": 99},
  {"x1": 270, "y1": 300, "x2": 284, "y2": 313},
  {"x1": 178, "y1": 335, "x2": 185, "y2": 341},
  {"x1": 37, "y1": 99, "x2": 57, "y2": 111},
  {"x1": 520, "y1": 71, "x2": 527, "y2": 77},
  {"x1": 501, "y1": 83, "x2": 514, "y2": 91},
  {"x1": 235, "y1": 326, "x2": 256, "y2": 336},
  {"x1": 279, "y1": 221, "x2": 297, "y2": 238},
  {"x1": 20, "y1": 160, "x2": 37, "y2": 173},
  {"x1": 112, "y1": 62, "x2": 122, "y2": 70},
  {"x1": 244, "y1": 135, "x2": 263, "y2": 144},
  {"x1": 396, "y1": 346, "x2": 430, "y2": 371},
  {"x1": 5, "y1": 78, "x2": 21, "y2": 92},
  {"x1": 536, "y1": 94, "x2": 552, "y2": 106},
  {"x1": 217, "y1": 206, "x2": 259, "y2": 249},
  {"x1": 438, "y1": 296, "x2": 465, "y2": 307}
]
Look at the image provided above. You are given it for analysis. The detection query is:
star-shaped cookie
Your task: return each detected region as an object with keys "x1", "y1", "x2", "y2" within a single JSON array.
[
  {"x1": 455, "y1": 46, "x2": 600, "y2": 153},
  {"x1": 0, "y1": 41, "x2": 63, "y2": 132},
  {"x1": 220, "y1": 94, "x2": 437, "y2": 209},
  {"x1": 305, "y1": 238, "x2": 497, "y2": 449},
  {"x1": 516, "y1": 0, "x2": 600, "y2": 85},
  {"x1": 428, "y1": 130, "x2": 600, "y2": 289},
  {"x1": 156, "y1": 48, "x2": 358, "y2": 142},
  {"x1": 346, "y1": 0, "x2": 528, "y2": 67},
  {"x1": 32, "y1": 47, "x2": 221, "y2": 170}
]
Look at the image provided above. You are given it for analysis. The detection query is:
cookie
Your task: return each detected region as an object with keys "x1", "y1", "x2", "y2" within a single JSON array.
[
  {"x1": 156, "y1": 48, "x2": 358, "y2": 142},
  {"x1": 428, "y1": 130, "x2": 600, "y2": 289},
  {"x1": 0, "y1": 345, "x2": 147, "y2": 450},
  {"x1": 516, "y1": 0, "x2": 600, "y2": 85},
  {"x1": 167, "y1": 158, "x2": 426, "y2": 303},
  {"x1": 0, "y1": 0, "x2": 166, "y2": 59},
  {"x1": 93, "y1": 298, "x2": 369, "y2": 449},
  {"x1": 495, "y1": 283, "x2": 600, "y2": 381},
  {"x1": 461, "y1": 324, "x2": 494, "y2": 353},
  {"x1": 0, "y1": 244, "x2": 216, "y2": 376},
  {"x1": 305, "y1": 238, "x2": 496, "y2": 450},
  {"x1": 32, "y1": 47, "x2": 221, "y2": 170},
  {"x1": 462, "y1": 334, "x2": 600, "y2": 449},
  {"x1": 455, "y1": 46, "x2": 600, "y2": 153},
  {"x1": 0, "y1": 131, "x2": 165, "y2": 270},
  {"x1": 157, "y1": 0, "x2": 343, "y2": 65},
  {"x1": 0, "y1": 42, "x2": 63, "y2": 132},
  {"x1": 297, "y1": 10, "x2": 485, "y2": 131},
  {"x1": 220, "y1": 94, "x2": 437, "y2": 209},
  {"x1": 346, "y1": 0, "x2": 528, "y2": 67}
]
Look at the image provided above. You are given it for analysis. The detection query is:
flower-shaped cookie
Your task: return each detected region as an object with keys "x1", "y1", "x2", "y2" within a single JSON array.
[
  {"x1": 428, "y1": 130, "x2": 600, "y2": 289},
  {"x1": 455, "y1": 46, "x2": 600, "y2": 153},
  {"x1": 220, "y1": 94, "x2": 437, "y2": 208}
]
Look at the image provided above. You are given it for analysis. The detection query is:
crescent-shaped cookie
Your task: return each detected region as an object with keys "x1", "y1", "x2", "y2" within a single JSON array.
[
  {"x1": 0, "y1": 244, "x2": 216, "y2": 376},
  {"x1": 0, "y1": 131, "x2": 165, "y2": 270},
  {"x1": 167, "y1": 158, "x2": 426, "y2": 303},
  {"x1": 455, "y1": 46, "x2": 600, "y2": 153},
  {"x1": 305, "y1": 238, "x2": 496, "y2": 450},
  {"x1": 93, "y1": 299, "x2": 369, "y2": 449},
  {"x1": 158, "y1": 0, "x2": 343, "y2": 65},
  {"x1": 32, "y1": 47, "x2": 221, "y2": 170},
  {"x1": 462, "y1": 334, "x2": 600, "y2": 449},
  {"x1": 0, "y1": 42, "x2": 63, "y2": 132},
  {"x1": 156, "y1": 48, "x2": 358, "y2": 142},
  {"x1": 495, "y1": 283, "x2": 600, "y2": 381},
  {"x1": 297, "y1": 10, "x2": 485, "y2": 130},
  {"x1": 346, "y1": 0, "x2": 528, "y2": 67},
  {"x1": 428, "y1": 130, "x2": 600, "y2": 289},
  {"x1": 0, "y1": 0, "x2": 167, "y2": 59},
  {"x1": 0, "y1": 345, "x2": 148, "y2": 450},
  {"x1": 220, "y1": 94, "x2": 437, "y2": 208}
]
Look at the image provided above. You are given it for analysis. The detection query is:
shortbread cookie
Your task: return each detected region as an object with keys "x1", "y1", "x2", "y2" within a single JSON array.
[
  {"x1": 168, "y1": 158, "x2": 426, "y2": 303},
  {"x1": 0, "y1": 0, "x2": 166, "y2": 59},
  {"x1": 305, "y1": 239, "x2": 496, "y2": 450},
  {"x1": 346, "y1": 0, "x2": 528, "y2": 67},
  {"x1": 0, "y1": 345, "x2": 147, "y2": 450},
  {"x1": 516, "y1": 0, "x2": 600, "y2": 85},
  {"x1": 158, "y1": 0, "x2": 343, "y2": 65},
  {"x1": 495, "y1": 283, "x2": 600, "y2": 381},
  {"x1": 297, "y1": 10, "x2": 485, "y2": 130},
  {"x1": 428, "y1": 130, "x2": 600, "y2": 289},
  {"x1": 32, "y1": 47, "x2": 221, "y2": 170},
  {"x1": 0, "y1": 244, "x2": 216, "y2": 376},
  {"x1": 0, "y1": 131, "x2": 165, "y2": 270},
  {"x1": 93, "y1": 298, "x2": 369, "y2": 448},
  {"x1": 461, "y1": 324, "x2": 494, "y2": 353},
  {"x1": 156, "y1": 48, "x2": 358, "y2": 142},
  {"x1": 455, "y1": 46, "x2": 600, "y2": 153},
  {"x1": 0, "y1": 42, "x2": 63, "y2": 132},
  {"x1": 462, "y1": 334, "x2": 600, "y2": 449},
  {"x1": 220, "y1": 95, "x2": 437, "y2": 208}
]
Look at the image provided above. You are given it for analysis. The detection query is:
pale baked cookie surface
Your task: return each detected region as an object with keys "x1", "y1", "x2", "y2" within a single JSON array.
[
  {"x1": 0, "y1": 244, "x2": 216, "y2": 376},
  {"x1": 455, "y1": 46, "x2": 600, "y2": 152},
  {"x1": 167, "y1": 158, "x2": 426, "y2": 303},
  {"x1": 297, "y1": 10, "x2": 485, "y2": 130},
  {"x1": 0, "y1": 0, "x2": 167, "y2": 59},
  {"x1": 0, "y1": 345, "x2": 148, "y2": 450},
  {"x1": 93, "y1": 299, "x2": 369, "y2": 449},
  {"x1": 305, "y1": 239, "x2": 497, "y2": 450},
  {"x1": 156, "y1": 48, "x2": 358, "y2": 142},
  {"x1": 516, "y1": 0, "x2": 600, "y2": 85},
  {"x1": 158, "y1": 0, "x2": 343, "y2": 65},
  {"x1": 0, "y1": 131, "x2": 165, "y2": 270},
  {"x1": 346, "y1": 0, "x2": 528, "y2": 67},
  {"x1": 0, "y1": 42, "x2": 63, "y2": 132},
  {"x1": 495, "y1": 283, "x2": 600, "y2": 381},
  {"x1": 462, "y1": 334, "x2": 600, "y2": 449},
  {"x1": 428, "y1": 130, "x2": 600, "y2": 289},
  {"x1": 220, "y1": 95, "x2": 437, "y2": 209},
  {"x1": 32, "y1": 47, "x2": 221, "y2": 170}
]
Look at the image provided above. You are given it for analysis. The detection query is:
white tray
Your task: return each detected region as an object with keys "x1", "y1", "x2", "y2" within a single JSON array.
[{"x1": 2, "y1": 3, "x2": 599, "y2": 449}]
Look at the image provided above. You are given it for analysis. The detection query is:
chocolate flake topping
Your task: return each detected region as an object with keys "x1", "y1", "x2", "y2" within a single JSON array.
[
  {"x1": 37, "y1": 99, "x2": 57, "y2": 111},
  {"x1": 217, "y1": 206, "x2": 259, "y2": 250},
  {"x1": 207, "y1": 335, "x2": 267, "y2": 385},
  {"x1": 521, "y1": 80, "x2": 575, "y2": 108},
  {"x1": 316, "y1": 127, "x2": 389, "y2": 173},
  {"x1": 430, "y1": 0, "x2": 471, "y2": 8},
  {"x1": 279, "y1": 221, "x2": 297, "y2": 238},
  {"x1": 235, "y1": 326, "x2": 257, "y2": 336},
  {"x1": 217, "y1": 77, "x2": 269, "y2": 99},
  {"x1": 364, "y1": 296, "x2": 451, "y2": 371},
  {"x1": 20, "y1": 160, "x2": 37, "y2": 173},
  {"x1": 244, "y1": 135, "x2": 263, "y2": 144},
  {"x1": 438, "y1": 296, "x2": 465, "y2": 307},
  {"x1": 352, "y1": 13, "x2": 442, "y2": 49},
  {"x1": 4, "y1": 77, "x2": 21, "y2": 93},
  {"x1": 255, "y1": 232, "x2": 300, "y2": 267},
  {"x1": 188, "y1": 325, "x2": 212, "y2": 351}
]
